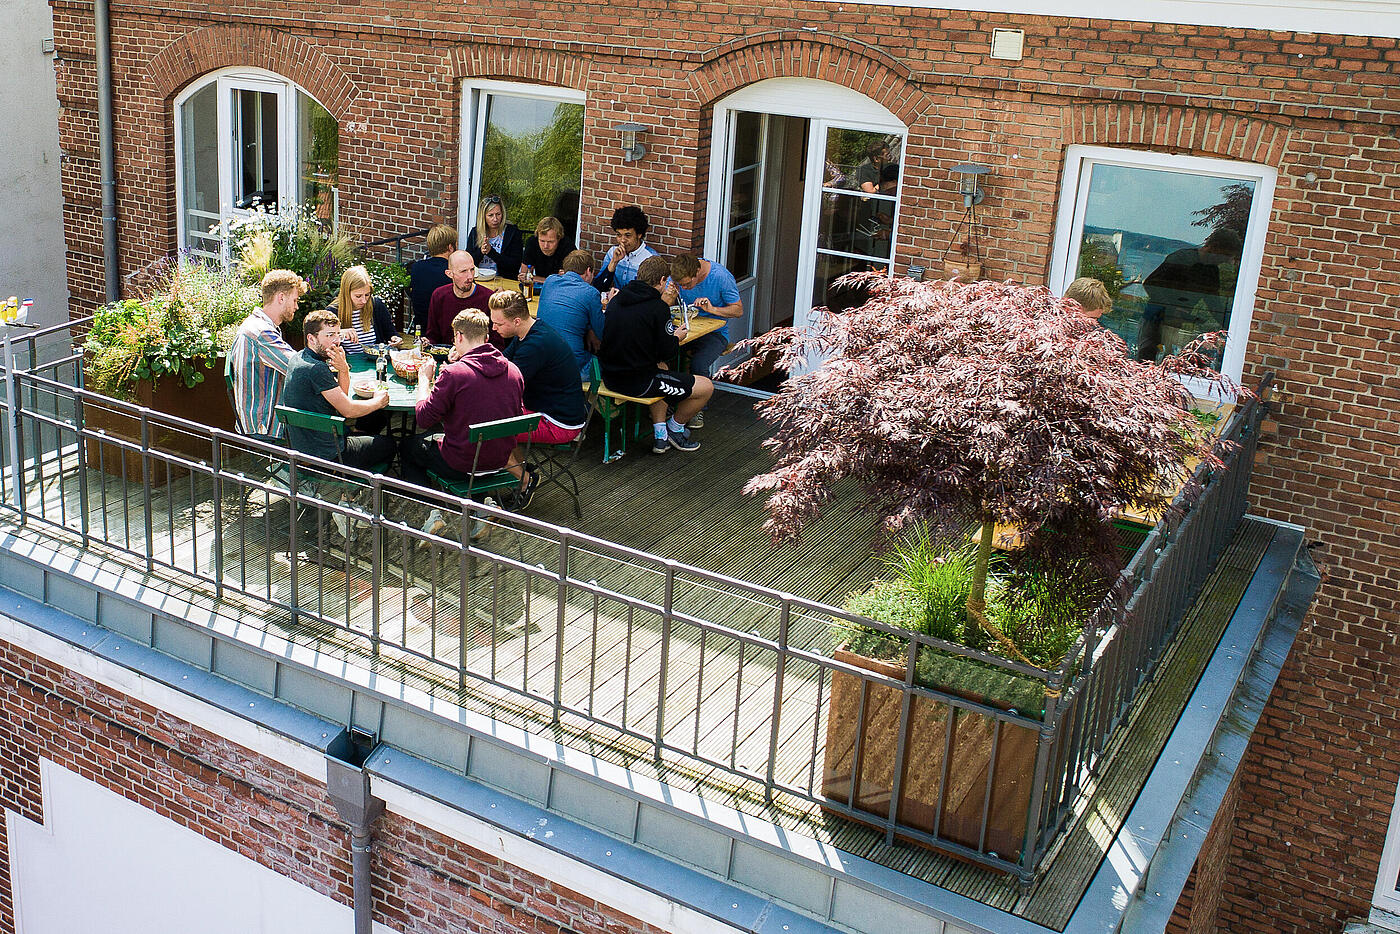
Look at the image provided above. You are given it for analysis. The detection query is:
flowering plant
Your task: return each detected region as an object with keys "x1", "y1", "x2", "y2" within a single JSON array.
[
  {"x1": 84, "y1": 259, "x2": 258, "y2": 398},
  {"x1": 219, "y1": 203, "x2": 357, "y2": 325}
]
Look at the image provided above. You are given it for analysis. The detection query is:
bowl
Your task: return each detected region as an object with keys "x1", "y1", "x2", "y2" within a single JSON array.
[
  {"x1": 351, "y1": 380, "x2": 382, "y2": 399},
  {"x1": 475, "y1": 269, "x2": 497, "y2": 281},
  {"x1": 390, "y1": 351, "x2": 425, "y2": 381}
]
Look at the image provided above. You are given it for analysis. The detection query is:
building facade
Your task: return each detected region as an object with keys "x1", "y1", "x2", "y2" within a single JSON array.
[{"x1": 18, "y1": 0, "x2": 1400, "y2": 931}]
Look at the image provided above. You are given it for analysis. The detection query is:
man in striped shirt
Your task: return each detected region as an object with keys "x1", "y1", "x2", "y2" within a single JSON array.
[{"x1": 229, "y1": 270, "x2": 305, "y2": 440}]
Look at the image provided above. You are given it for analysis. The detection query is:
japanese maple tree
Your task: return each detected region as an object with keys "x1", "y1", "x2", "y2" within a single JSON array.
[{"x1": 726, "y1": 274, "x2": 1239, "y2": 627}]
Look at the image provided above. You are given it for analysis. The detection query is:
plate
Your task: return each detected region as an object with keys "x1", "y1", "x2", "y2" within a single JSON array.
[{"x1": 425, "y1": 344, "x2": 452, "y2": 358}]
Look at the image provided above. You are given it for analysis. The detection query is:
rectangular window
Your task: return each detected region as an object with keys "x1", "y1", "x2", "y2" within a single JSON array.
[
  {"x1": 461, "y1": 82, "x2": 585, "y2": 248},
  {"x1": 1376, "y1": 779, "x2": 1400, "y2": 926},
  {"x1": 1049, "y1": 146, "x2": 1275, "y2": 388}
]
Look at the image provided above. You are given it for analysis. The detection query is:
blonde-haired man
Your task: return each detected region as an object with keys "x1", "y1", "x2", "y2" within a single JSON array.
[
  {"x1": 229, "y1": 270, "x2": 306, "y2": 440},
  {"x1": 1063, "y1": 277, "x2": 1111, "y2": 321},
  {"x1": 401, "y1": 309, "x2": 525, "y2": 534}
]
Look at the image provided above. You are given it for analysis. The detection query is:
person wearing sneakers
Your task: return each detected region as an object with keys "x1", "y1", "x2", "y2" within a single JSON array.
[
  {"x1": 671, "y1": 253, "x2": 743, "y2": 429},
  {"x1": 488, "y1": 290, "x2": 586, "y2": 508},
  {"x1": 597, "y1": 255, "x2": 713, "y2": 455},
  {"x1": 401, "y1": 309, "x2": 525, "y2": 539}
]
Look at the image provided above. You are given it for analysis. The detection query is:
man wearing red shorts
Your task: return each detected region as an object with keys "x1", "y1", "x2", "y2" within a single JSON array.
[{"x1": 488, "y1": 291, "x2": 588, "y2": 508}]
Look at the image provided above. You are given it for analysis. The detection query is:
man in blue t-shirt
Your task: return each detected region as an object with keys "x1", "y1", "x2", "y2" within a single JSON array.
[
  {"x1": 537, "y1": 249, "x2": 607, "y2": 380},
  {"x1": 671, "y1": 254, "x2": 743, "y2": 429}
]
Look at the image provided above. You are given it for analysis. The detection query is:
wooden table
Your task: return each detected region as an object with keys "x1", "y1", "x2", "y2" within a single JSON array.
[{"x1": 675, "y1": 314, "x2": 727, "y2": 346}]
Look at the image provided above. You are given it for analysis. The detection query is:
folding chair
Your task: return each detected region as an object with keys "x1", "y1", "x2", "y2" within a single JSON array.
[
  {"x1": 534, "y1": 380, "x2": 601, "y2": 519},
  {"x1": 275, "y1": 404, "x2": 391, "y2": 540},
  {"x1": 590, "y1": 359, "x2": 661, "y2": 463},
  {"x1": 427, "y1": 413, "x2": 541, "y2": 507}
]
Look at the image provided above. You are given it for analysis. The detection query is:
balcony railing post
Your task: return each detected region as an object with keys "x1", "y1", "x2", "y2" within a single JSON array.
[
  {"x1": 654, "y1": 561, "x2": 676, "y2": 761},
  {"x1": 883, "y1": 635, "x2": 919, "y2": 846},
  {"x1": 139, "y1": 410, "x2": 154, "y2": 574},
  {"x1": 211, "y1": 435, "x2": 223, "y2": 597},
  {"x1": 764, "y1": 599, "x2": 791, "y2": 802},
  {"x1": 553, "y1": 533, "x2": 570, "y2": 726},
  {"x1": 1021, "y1": 668, "x2": 1064, "y2": 882},
  {"x1": 370, "y1": 478, "x2": 383, "y2": 656},
  {"x1": 2, "y1": 331, "x2": 23, "y2": 512}
]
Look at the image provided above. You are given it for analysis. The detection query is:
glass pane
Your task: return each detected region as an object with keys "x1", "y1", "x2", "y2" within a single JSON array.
[
  {"x1": 726, "y1": 226, "x2": 754, "y2": 281},
  {"x1": 478, "y1": 94, "x2": 583, "y2": 241},
  {"x1": 729, "y1": 166, "x2": 758, "y2": 228},
  {"x1": 297, "y1": 93, "x2": 339, "y2": 225},
  {"x1": 812, "y1": 251, "x2": 887, "y2": 309},
  {"x1": 818, "y1": 191, "x2": 895, "y2": 260},
  {"x1": 1074, "y1": 163, "x2": 1254, "y2": 363},
  {"x1": 233, "y1": 88, "x2": 280, "y2": 210},
  {"x1": 733, "y1": 111, "x2": 762, "y2": 169},
  {"x1": 179, "y1": 84, "x2": 220, "y2": 256},
  {"x1": 823, "y1": 127, "x2": 901, "y2": 193}
]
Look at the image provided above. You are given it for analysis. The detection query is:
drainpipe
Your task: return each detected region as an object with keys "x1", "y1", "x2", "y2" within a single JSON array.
[
  {"x1": 326, "y1": 740, "x2": 385, "y2": 934},
  {"x1": 94, "y1": 0, "x2": 120, "y2": 301}
]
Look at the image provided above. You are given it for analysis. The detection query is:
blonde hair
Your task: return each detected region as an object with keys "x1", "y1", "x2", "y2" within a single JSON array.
[
  {"x1": 331, "y1": 265, "x2": 375, "y2": 334},
  {"x1": 260, "y1": 269, "x2": 307, "y2": 305},
  {"x1": 534, "y1": 216, "x2": 564, "y2": 239},
  {"x1": 425, "y1": 224, "x2": 457, "y2": 256},
  {"x1": 488, "y1": 290, "x2": 529, "y2": 321},
  {"x1": 1064, "y1": 277, "x2": 1111, "y2": 313},
  {"x1": 475, "y1": 195, "x2": 506, "y2": 254},
  {"x1": 671, "y1": 254, "x2": 701, "y2": 280},
  {"x1": 451, "y1": 309, "x2": 491, "y2": 343}
]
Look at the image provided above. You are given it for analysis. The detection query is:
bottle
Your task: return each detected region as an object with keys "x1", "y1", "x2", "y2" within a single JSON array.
[
  {"x1": 375, "y1": 344, "x2": 388, "y2": 382},
  {"x1": 521, "y1": 266, "x2": 534, "y2": 301}
]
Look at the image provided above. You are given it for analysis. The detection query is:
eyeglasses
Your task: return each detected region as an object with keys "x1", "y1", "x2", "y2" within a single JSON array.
[{"x1": 482, "y1": 195, "x2": 502, "y2": 206}]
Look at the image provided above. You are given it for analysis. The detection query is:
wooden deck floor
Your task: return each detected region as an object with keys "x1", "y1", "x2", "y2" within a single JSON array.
[{"x1": 12, "y1": 389, "x2": 1276, "y2": 924}]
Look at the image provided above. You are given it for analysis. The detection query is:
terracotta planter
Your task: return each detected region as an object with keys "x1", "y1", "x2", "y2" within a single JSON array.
[
  {"x1": 941, "y1": 259, "x2": 983, "y2": 282},
  {"x1": 82, "y1": 357, "x2": 236, "y2": 482},
  {"x1": 822, "y1": 648, "x2": 1037, "y2": 861}
]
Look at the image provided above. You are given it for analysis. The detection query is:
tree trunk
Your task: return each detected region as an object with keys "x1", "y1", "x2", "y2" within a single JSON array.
[{"x1": 966, "y1": 520, "x2": 996, "y2": 626}]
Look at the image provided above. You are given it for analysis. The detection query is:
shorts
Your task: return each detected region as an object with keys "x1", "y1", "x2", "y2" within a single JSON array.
[
  {"x1": 522, "y1": 409, "x2": 581, "y2": 445},
  {"x1": 632, "y1": 370, "x2": 696, "y2": 401}
]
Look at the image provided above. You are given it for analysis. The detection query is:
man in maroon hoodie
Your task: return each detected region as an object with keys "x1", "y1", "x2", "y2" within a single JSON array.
[{"x1": 401, "y1": 309, "x2": 525, "y2": 536}]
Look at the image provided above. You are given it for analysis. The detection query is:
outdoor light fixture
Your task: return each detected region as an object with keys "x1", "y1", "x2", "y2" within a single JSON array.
[
  {"x1": 951, "y1": 163, "x2": 990, "y2": 208},
  {"x1": 617, "y1": 123, "x2": 649, "y2": 162}
]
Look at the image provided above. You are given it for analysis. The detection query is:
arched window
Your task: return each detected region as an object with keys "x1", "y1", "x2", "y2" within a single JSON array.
[{"x1": 174, "y1": 68, "x2": 339, "y2": 260}]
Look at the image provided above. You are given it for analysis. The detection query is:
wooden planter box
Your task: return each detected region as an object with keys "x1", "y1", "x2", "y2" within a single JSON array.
[
  {"x1": 822, "y1": 648, "x2": 1038, "y2": 861},
  {"x1": 81, "y1": 359, "x2": 236, "y2": 483}
]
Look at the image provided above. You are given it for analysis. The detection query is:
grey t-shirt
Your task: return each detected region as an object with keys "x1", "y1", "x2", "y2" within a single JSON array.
[{"x1": 281, "y1": 348, "x2": 341, "y2": 461}]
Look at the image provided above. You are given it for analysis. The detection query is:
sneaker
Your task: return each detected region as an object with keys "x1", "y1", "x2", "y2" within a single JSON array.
[
  {"x1": 651, "y1": 434, "x2": 669, "y2": 455},
  {"x1": 470, "y1": 497, "x2": 495, "y2": 542},
  {"x1": 667, "y1": 429, "x2": 700, "y2": 452},
  {"x1": 331, "y1": 510, "x2": 349, "y2": 540},
  {"x1": 688, "y1": 410, "x2": 705, "y2": 430},
  {"x1": 420, "y1": 509, "x2": 447, "y2": 542},
  {"x1": 511, "y1": 468, "x2": 540, "y2": 511}
]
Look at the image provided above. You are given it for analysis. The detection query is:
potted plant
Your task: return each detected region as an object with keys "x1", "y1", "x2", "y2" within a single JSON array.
[
  {"x1": 726, "y1": 274, "x2": 1238, "y2": 858},
  {"x1": 82, "y1": 259, "x2": 258, "y2": 478}
]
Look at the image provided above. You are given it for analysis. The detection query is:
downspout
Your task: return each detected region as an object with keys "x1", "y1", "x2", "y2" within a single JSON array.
[
  {"x1": 94, "y1": 0, "x2": 119, "y2": 301},
  {"x1": 326, "y1": 740, "x2": 385, "y2": 934}
]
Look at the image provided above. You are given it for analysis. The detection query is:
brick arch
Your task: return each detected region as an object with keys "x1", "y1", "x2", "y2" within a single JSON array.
[
  {"x1": 1064, "y1": 103, "x2": 1292, "y2": 166},
  {"x1": 448, "y1": 44, "x2": 589, "y2": 92},
  {"x1": 689, "y1": 32, "x2": 930, "y2": 126},
  {"x1": 147, "y1": 25, "x2": 361, "y2": 121}
]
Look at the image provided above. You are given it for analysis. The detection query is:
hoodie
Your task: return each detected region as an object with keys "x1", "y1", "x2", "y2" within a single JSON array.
[
  {"x1": 415, "y1": 342, "x2": 525, "y2": 473},
  {"x1": 598, "y1": 278, "x2": 679, "y2": 392}
]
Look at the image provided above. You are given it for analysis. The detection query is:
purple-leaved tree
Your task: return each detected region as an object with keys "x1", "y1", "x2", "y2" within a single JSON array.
[{"x1": 725, "y1": 274, "x2": 1240, "y2": 626}]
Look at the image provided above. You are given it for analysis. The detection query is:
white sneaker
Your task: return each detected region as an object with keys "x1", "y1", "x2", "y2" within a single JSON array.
[
  {"x1": 470, "y1": 498, "x2": 495, "y2": 542},
  {"x1": 331, "y1": 511, "x2": 349, "y2": 540},
  {"x1": 421, "y1": 509, "x2": 447, "y2": 540}
]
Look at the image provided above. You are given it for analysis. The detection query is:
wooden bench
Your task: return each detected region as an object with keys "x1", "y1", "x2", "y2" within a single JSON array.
[{"x1": 589, "y1": 360, "x2": 661, "y2": 462}]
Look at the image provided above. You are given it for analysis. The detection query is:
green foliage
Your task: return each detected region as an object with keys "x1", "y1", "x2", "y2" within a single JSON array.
[
  {"x1": 364, "y1": 259, "x2": 411, "y2": 309},
  {"x1": 84, "y1": 261, "x2": 258, "y2": 399},
  {"x1": 223, "y1": 204, "x2": 358, "y2": 327},
  {"x1": 1075, "y1": 238, "x2": 1127, "y2": 304}
]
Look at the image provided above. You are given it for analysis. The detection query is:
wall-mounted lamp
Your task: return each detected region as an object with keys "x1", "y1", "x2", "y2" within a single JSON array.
[
  {"x1": 951, "y1": 163, "x2": 990, "y2": 208},
  {"x1": 617, "y1": 123, "x2": 649, "y2": 163}
]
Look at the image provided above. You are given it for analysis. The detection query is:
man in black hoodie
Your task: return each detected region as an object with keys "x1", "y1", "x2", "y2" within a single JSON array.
[{"x1": 598, "y1": 255, "x2": 713, "y2": 454}]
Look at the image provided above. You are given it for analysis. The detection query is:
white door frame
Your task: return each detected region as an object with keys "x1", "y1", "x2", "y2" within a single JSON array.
[{"x1": 705, "y1": 79, "x2": 907, "y2": 339}]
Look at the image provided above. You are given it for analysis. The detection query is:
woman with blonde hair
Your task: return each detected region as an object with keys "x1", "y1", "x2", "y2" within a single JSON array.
[
  {"x1": 328, "y1": 265, "x2": 401, "y2": 354},
  {"x1": 464, "y1": 194, "x2": 523, "y2": 280}
]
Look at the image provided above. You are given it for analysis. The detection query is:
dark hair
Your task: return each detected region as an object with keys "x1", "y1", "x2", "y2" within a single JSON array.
[
  {"x1": 302, "y1": 309, "x2": 339, "y2": 337},
  {"x1": 610, "y1": 205, "x2": 649, "y2": 237}
]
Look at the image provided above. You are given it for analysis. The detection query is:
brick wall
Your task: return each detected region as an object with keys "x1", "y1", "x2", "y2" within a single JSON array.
[
  {"x1": 0, "y1": 634, "x2": 665, "y2": 934},
  {"x1": 44, "y1": 2, "x2": 1400, "y2": 930}
]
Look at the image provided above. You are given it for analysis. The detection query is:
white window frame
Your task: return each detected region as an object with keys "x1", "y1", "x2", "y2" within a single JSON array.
[
  {"x1": 1048, "y1": 145, "x2": 1276, "y2": 394},
  {"x1": 457, "y1": 80, "x2": 587, "y2": 247},
  {"x1": 1373, "y1": 776, "x2": 1400, "y2": 929},
  {"x1": 173, "y1": 67, "x2": 335, "y2": 262}
]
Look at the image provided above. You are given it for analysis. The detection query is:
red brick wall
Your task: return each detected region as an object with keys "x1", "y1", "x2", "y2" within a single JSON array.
[
  {"x1": 1167, "y1": 766, "x2": 1243, "y2": 934},
  {"x1": 45, "y1": 3, "x2": 1400, "y2": 931},
  {"x1": 0, "y1": 635, "x2": 663, "y2": 934}
]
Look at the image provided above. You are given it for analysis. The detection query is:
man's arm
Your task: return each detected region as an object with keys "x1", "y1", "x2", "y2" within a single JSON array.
[
  {"x1": 414, "y1": 360, "x2": 448, "y2": 429},
  {"x1": 250, "y1": 326, "x2": 297, "y2": 375},
  {"x1": 321, "y1": 385, "x2": 388, "y2": 419},
  {"x1": 593, "y1": 248, "x2": 618, "y2": 292}
]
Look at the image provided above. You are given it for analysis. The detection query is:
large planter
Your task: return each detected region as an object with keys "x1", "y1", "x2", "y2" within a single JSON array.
[
  {"x1": 822, "y1": 648, "x2": 1038, "y2": 861},
  {"x1": 82, "y1": 357, "x2": 236, "y2": 483}
]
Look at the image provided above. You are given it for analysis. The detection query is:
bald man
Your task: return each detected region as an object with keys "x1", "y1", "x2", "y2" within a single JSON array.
[{"x1": 424, "y1": 250, "x2": 496, "y2": 346}]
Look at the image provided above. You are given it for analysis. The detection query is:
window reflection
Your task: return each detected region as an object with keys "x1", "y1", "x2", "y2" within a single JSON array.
[{"x1": 478, "y1": 94, "x2": 584, "y2": 239}]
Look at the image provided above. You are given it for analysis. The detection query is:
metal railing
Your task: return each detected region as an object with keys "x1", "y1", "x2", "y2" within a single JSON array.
[{"x1": 0, "y1": 320, "x2": 1269, "y2": 882}]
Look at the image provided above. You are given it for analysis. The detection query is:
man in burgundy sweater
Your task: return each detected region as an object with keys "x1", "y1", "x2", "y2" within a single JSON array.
[
  {"x1": 402, "y1": 308, "x2": 524, "y2": 539},
  {"x1": 423, "y1": 251, "x2": 495, "y2": 346}
]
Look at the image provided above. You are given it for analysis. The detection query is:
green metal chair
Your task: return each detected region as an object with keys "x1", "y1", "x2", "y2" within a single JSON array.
[
  {"x1": 590, "y1": 358, "x2": 661, "y2": 463},
  {"x1": 427, "y1": 413, "x2": 541, "y2": 506},
  {"x1": 533, "y1": 379, "x2": 601, "y2": 519}
]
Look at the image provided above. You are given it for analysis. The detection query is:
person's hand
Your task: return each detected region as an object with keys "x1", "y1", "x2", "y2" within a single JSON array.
[
  {"x1": 446, "y1": 344, "x2": 462, "y2": 363},
  {"x1": 419, "y1": 357, "x2": 437, "y2": 382},
  {"x1": 694, "y1": 297, "x2": 713, "y2": 313},
  {"x1": 661, "y1": 280, "x2": 679, "y2": 306},
  {"x1": 607, "y1": 248, "x2": 622, "y2": 272},
  {"x1": 325, "y1": 344, "x2": 348, "y2": 374},
  {"x1": 374, "y1": 389, "x2": 390, "y2": 408},
  {"x1": 604, "y1": 288, "x2": 618, "y2": 307},
  {"x1": 673, "y1": 324, "x2": 689, "y2": 342},
  {"x1": 388, "y1": 335, "x2": 403, "y2": 348},
  {"x1": 419, "y1": 335, "x2": 432, "y2": 351}
]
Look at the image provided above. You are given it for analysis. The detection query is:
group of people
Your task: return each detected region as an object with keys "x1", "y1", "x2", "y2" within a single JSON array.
[{"x1": 226, "y1": 200, "x2": 744, "y2": 538}]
